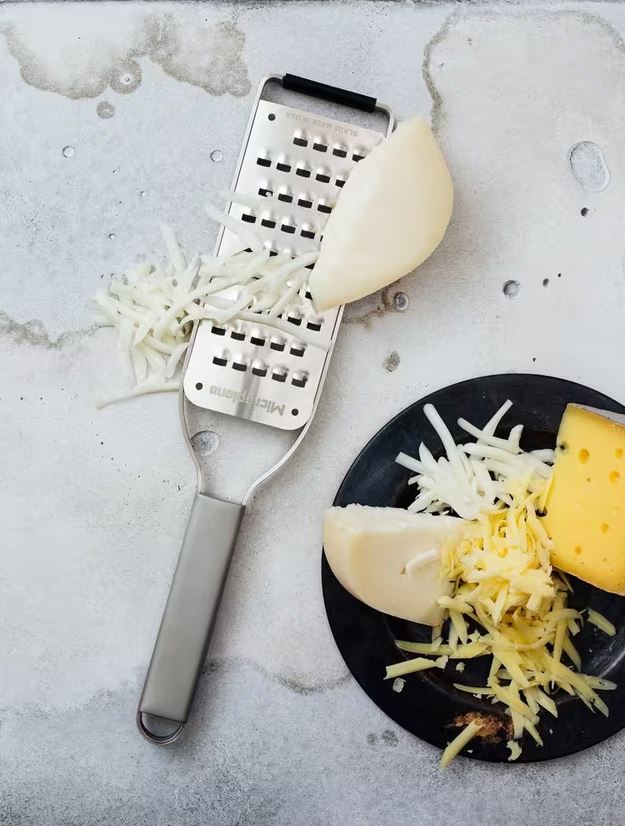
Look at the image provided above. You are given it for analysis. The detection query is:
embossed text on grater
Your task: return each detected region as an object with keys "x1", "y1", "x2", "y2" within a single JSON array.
[{"x1": 184, "y1": 99, "x2": 384, "y2": 430}]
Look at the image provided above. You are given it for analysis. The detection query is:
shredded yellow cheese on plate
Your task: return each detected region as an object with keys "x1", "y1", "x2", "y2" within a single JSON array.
[
  {"x1": 440, "y1": 721, "x2": 483, "y2": 769},
  {"x1": 388, "y1": 402, "x2": 617, "y2": 767}
]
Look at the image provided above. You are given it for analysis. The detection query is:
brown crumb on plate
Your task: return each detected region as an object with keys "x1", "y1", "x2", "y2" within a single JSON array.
[{"x1": 450, "y1": 712, "x2": 512, "y2": 742}]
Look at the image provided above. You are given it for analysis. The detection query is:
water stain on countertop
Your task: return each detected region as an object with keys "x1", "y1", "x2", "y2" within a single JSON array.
[
  {"x1": 423, "y1": 8, "x2": 625, "y2": 136},
  {"x1": 383, "y1": 351, "x2": 400, "y2": 372},
  {"x1": 1, "y1": 10, "x2": 250, "y2": 100},
  {"x1": 569, "y1": 141, "x2": 610, "y2": 191},
  {"x1": 345, "y1": 287, "x2": 410, "y2": 328},
  {"x1": 204, "y1": 658, "x2": 351, "y2": 696},
  {"x1": 0, "y1": 310, "x2": 96, "y2": 350}
]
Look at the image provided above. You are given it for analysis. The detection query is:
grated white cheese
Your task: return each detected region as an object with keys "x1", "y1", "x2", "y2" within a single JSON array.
[
  {"x1": 95, "y1": 210, "x2": 321, "y2": 407},
  {"x1": 404, "y1": 547, "x2": 439, "y2": 575},
  {"x1": 396, "y1": 401, "x2": 555, "y2": 519},
  {"x1": 95, "y1": 381, "x2": 181, "y2": 410}
]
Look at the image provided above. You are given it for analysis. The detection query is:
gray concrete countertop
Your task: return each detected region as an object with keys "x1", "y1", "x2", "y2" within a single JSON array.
[{"x1": 2, "y1": 1, "x2": 625, "y2": 824}]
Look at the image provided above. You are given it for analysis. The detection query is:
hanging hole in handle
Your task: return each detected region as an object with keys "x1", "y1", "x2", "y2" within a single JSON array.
[{"x1": 137, "y1": 711, "x2": 185, "y2": 746}]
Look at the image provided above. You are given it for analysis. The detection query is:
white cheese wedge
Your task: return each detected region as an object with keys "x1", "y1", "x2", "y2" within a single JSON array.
[
  {"x1": 309, "y1": 116, "x2": 453, "y2": 311},
  {"x1": 323, "y1": 505, "x2": 465, "y2": 625}
]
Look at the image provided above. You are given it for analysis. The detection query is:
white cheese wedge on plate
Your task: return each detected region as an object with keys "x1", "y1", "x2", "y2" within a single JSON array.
[
  {"x1": 309, "y1": 116, "x2": 453, "y2": 311},
  {"x1": 323, "y1": 505, "x2": 465, "y2": 625}
]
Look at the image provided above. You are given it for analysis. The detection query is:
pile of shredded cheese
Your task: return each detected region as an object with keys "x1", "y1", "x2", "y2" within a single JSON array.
[
  {"x1": 94, "y1": 204, "x2": 319, "y2": 408},
  {"x1": 396, "y1": 401, "x2": 554, "y2": 520},
  {"x1": 389, "y1": 402, "x2": 617, "y2": 767}
]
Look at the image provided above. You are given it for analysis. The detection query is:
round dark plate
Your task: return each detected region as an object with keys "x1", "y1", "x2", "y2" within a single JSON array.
[{"x1": 322, "y1": 374, "x2": 625, "y2": 762}]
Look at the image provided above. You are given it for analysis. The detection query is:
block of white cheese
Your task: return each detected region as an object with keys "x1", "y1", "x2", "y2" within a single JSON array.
[
  {"x1": 309, "y1": 116, "x2": 453, "y2": 312},
  {"x1": 323, "y1": 505, "x2": 465, "y2": 625}
]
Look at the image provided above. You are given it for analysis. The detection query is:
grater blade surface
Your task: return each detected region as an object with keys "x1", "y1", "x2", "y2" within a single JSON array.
[{"x1": 183, "y1": 98, "x2": 385, "y2": 430}]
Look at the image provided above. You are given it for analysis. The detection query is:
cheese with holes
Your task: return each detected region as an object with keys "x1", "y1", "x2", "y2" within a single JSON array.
[
  {"x1": 309, "y1": 116, "x2": 453, "y2": 311},
  {"x1": 323, "y1": 505, "x2": 464, "y2": 625},
  {"x1": 542, "y1": 404, "x2": 625, "y2": 594}
]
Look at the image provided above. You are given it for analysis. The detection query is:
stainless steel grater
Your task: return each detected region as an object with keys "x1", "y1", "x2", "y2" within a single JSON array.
[{"x1": 137, "y1": 74, "x2": 394, "y2": 744}]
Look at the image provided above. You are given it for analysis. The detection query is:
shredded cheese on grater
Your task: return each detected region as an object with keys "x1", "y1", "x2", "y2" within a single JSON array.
[{"x1": 95, "y1": 207, "x2": 319, "y2": 408}]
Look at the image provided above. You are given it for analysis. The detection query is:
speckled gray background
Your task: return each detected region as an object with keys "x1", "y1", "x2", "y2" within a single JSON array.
[{"x1": 2, "y1": 1, "x2": 625, "y2": 824}]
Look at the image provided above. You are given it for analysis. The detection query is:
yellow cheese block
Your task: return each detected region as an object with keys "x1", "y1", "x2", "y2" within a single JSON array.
[
  {"x1": 543, "y1": 404, "x2": 625, "y2": 594},
  {"x1": 323, "y1": 505, "x2": 464, "y2": 625}
]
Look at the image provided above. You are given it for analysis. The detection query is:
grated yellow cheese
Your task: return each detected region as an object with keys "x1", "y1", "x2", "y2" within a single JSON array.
[
  {"x1": 587, "y1": 609, "x2": 616, "y2": 637},
  {"x1": 391, "y1": 480, "x2": 616, "y2": 751},
  {"x1": 440, "y1": 721, "x2": 483, "y2": 768},
  {"x1": 389, "y1": 403, "x2": 617, "y2": 763},
  {"x1": 507, "y1": 740, "x2": 522, "y2": 761},
  {"x1": 385, "y1": 656, "x2": 447, "y2": 680},
  {"x1": 395, "y1": 640, "x2": 488, "y2": 659}
]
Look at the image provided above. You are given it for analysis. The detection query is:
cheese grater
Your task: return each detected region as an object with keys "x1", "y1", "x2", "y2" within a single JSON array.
[{"x1": 137, "y1": 74, "x2": 394, "y2": 744}]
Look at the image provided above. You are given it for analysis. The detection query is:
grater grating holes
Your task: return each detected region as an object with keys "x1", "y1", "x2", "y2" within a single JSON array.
[
  {"x1": 293, "y1": 130, "x2": 307, "y2": 148},
  {"x1": 184, "y1": 96, "x2": 388, "y2": 430},
  {"x1": 232, "y1": 356, "x2": 248, "y2": 372},
  {"x1": 286, "y1": 311, "x2": 303, "y2": 326}
]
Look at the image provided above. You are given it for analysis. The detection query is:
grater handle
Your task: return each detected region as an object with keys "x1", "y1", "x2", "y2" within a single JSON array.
[
  {"x1": 282, "y1": 73, "x2": 377, "y2": 113},
  {"x1": 137, "y1": 492, "x2": 244, "y2": 744}
]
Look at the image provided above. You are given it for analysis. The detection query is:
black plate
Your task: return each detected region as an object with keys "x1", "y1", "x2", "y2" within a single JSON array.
[{"x1": 322, "y1": 374, "x2": 625, "y2": 762}]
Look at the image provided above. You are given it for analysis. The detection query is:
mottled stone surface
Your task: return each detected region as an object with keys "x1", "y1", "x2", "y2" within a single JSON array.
[{"x1": 2, "y1": 2, "x2": 625, "y2": 824}]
